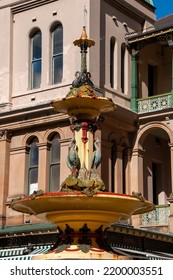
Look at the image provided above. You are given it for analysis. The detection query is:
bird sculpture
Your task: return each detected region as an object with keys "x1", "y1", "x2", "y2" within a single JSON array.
[
  {"x1": 91, "y1": 138, "x2": 101, "y2": 169},
  {"x1": 66, "y1": 136, "x2": 80, "y2": 176},
  {"x1": 132, "y1": 191, "x2": 145, "y2": 202}
]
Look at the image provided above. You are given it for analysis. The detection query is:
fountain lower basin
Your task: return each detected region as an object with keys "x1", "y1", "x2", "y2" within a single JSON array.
[{"x1": 10, "y1": 192, "x2": 154, "y2": 232}]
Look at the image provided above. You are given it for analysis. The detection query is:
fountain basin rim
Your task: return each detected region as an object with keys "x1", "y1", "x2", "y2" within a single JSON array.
[
  {"x1": 51, "y1": 96, "x2": 116, "y2": 118},
  {"x1": 10, "y1": 191, "x2": 155, "y2": 216}
]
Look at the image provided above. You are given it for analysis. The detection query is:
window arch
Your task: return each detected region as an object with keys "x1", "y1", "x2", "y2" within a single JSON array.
[
  {"x1": 30, "y1": 29, "x2": 42, "y2": 89},
  {"x1": 49, "y1": 133, "x2": 60, "y2": 191},
  {"x1": 51, "y1": 23, "x2": 63, "y2": 84},
  {"x1": 28, "y1": 137, "x2": 39, "y2": 194}
]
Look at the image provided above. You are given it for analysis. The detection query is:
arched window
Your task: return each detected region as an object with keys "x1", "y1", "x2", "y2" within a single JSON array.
[
  {"x1": 49, "y1": 133, "x2": 60, "y2": 191},
  {"x1": 28, "y1": 137, "x2": 39, "y2": 194},
  {"x1": 30, "y1": 29, "x2": 42, "y2": 89},
  {"x1": 110, "y1": 37, "x2": 115, "y2": 88},
  {"x1": 51, "y1": 23, "x2": 63, "y2": 84},
  {"x1": 121, "y1": 43, "x2": 125, "y2": 93}
]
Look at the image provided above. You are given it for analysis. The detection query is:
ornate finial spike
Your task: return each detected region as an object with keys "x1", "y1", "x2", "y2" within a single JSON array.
[
  {"x1": 81, "y1": 26, "x2": 88, "y2": 40},
  {"x1": 73, "y1": 27, "x2": 95, "y2": 48},
  {"x1": 83, "y1": 5, "x2": 87, "y2": 27},
  {"x1": 71, "y1": 26, "x2": 95, "y2": 86}
]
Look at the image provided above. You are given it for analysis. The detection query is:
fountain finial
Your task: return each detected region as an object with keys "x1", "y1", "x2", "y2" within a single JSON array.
[
  {"x1": 73, "y1": 26, "x2": 95, "y2": 48},
  {"x1": 73, "y1": 26, "x2": 94, "y2": 74}
]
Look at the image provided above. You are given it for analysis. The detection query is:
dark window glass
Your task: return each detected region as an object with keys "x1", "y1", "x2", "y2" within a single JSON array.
[
  {"x1": 50, "y1": 165, "x2": 60, "y2": 192},
  {"x1": 121, "y1": 43, "x2": 125, "y2": 93},
  {"x1": 53, "y1": 27, "x2": 63, "y2": 54},
  {"x1": 30, "y1": 140, "x2": 39, "y2": 166},
  {"x1": 51, "y1": 24, "x2": 63, "y2": 84},
  {"x1": 53, "y1": 56, "x2": 63, "y2": 84},
  {"x1": 31, "y1": 30, "x2": 42, "y2": 89},
  {"x1": 28, "y1": 137, "x2": 39, "y2": 194},
  {"x1": 148, "y1": 64, "x2": 158, "y2": 96},
  {"x1": 32, "y1": 32, "x2": 42, "y2": 59},
  {"x1": 49, "y1": 134, "x2": 60, "y2": 192},
  {"x1": 31, "y1": 60, "x2": 41, "y2": 90},
  {"x1": 110, "y1": 37, "x2": 115, "y2": 88},
  {"x1": 29, "y1": 168, "x2": 38, "y2": 184}
]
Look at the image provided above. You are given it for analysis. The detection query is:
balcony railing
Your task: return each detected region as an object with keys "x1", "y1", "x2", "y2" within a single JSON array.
[
  {"x1": 142, "y1": 204, "x2": 170, "y2": 226},
  {"x1": 137, "y1": 93, "x2": 171, "y2": 114}
]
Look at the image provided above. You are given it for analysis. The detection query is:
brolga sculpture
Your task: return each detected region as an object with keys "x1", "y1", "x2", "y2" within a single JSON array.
[
  {"x1": 66, "y1": 136, "x2": 80, "y2": 176},
  {"x1": 91, "y1": 138, "x2": 101, "y2": 169}
]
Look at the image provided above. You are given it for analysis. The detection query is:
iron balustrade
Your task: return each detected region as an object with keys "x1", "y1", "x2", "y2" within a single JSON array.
[
  {"x1": 141, "y1": 204, "x2": 170, "y2": 226},
  {"x1": 137, "y1": 93, "x2": 171, "y2": 113}
]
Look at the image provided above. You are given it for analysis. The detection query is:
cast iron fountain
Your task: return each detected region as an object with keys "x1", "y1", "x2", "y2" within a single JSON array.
[{"x1": 10, "y1": 27, "x2": 154, "y2": 260}]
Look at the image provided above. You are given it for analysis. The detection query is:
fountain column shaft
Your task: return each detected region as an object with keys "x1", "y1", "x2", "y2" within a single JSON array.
[{"x1": 75, "y1": 123, "x2": 93, "y2": 171}]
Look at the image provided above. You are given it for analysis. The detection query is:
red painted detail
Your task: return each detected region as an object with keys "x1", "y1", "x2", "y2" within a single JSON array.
[
  {"x1": 39, "y1": 191, "x2": 132, "y2": 197},
  {"x1": 90, "y1": 248, "x2": 105, "y2": 252},
  {"x1": 23, "y1": 191, "x2": 133, "y2": 199},
  {"x1": 81, "y1": 122, "x2": 88, "y2": 143},
  {"x1": 48, "y1": 249, "x2": 57, "y2": 254},
  {"x1": 65, "y1": 248, "x2": 80, "y2": 252}
]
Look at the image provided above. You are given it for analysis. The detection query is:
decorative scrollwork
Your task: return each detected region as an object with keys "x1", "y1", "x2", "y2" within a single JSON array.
[{"x1": 72, "y1": 69, "x2": 94, "y2": 88}]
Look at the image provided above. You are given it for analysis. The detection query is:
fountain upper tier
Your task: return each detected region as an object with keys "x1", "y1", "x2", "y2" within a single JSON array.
[{"x1": 51, "y1": 26, "x2": 116, "y2": 120}]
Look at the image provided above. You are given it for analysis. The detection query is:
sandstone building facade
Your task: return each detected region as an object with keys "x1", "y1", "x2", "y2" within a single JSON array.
[{"x1": 0, "y1": 0, "x2": 173, "y2": 254}]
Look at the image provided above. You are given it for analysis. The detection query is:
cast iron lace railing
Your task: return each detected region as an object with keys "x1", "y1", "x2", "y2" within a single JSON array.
[
  {"x1": 141, "y1": 204, "x2": 170, "y2": 226},
  {"x1": 137, "y1": 93, "x2": 171, "y2": 113}
]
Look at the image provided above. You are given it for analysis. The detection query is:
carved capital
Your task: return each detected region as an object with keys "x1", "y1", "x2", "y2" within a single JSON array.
[
  {"x1": 167, "y1": 192, "x2": 173, "y2": 203},
  {"x1": 0, "y1": 130, "x2": 12, "y2": 141},
  {"x1": 131, "y1": 48, "x2": 139, "y2": 58}
]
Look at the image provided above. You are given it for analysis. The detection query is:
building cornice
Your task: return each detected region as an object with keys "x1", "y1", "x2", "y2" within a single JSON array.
[
  {"x1": 104, "y1": 0, "x2": 155, "y2": 25},
  {"x1": 127, "y1": 27, "x2": 173, "y2": 49},
  {"x1": 139, "y1": 0, "x2": 155, "y2": 10},
  {"x1": 109, "y1": 224, "x2": 173, "y2": 243},
  {"x1": 0, "y1": 0, "x2": 58, "y2": 13},
  {"x1": 0, "y1": 102, "x2": 69, "y2": 132}
]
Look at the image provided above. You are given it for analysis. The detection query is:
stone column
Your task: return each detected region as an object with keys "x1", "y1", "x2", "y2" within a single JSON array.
[
  {"x1": 130, "y1": 148, "x2": 144, "y2": 194},
  {"x1": 167, "y1": 143, "x2": 173, "y2": 233},
  {"x1": 38, "y1": 142, "x2": 50, "y2": 192},
  {"x1": 0, "y1": 8, "x2": 13, "y2": 111},
  {"x1": 8, "y1": 146, "x2": 29, "y2": 197},
  {"x1": 130, "y1": 148, "x2": 144, "y2": 227},
  {"x1": 123, "y1": 148, "x2": 132, "y2": 195},
  {"x1": 169, "y1": 143, "x2": 173, "y2": 193},
  {"x1": 101, "y1": 141, "x2": 112, "y2": 192},
  {"x1": 114, "y1": 145, "x2": 124, "y2": 194},
  {"x1": 170, "y1": 49, "x2": 173, "y2": 107},
  {"x1": 167, "y1": 193, "x2": 173, "y2": 233},
  {"x1": 0, "y1": 130, "x2": 11, "y2": 227},
  {"x1": 59, "y1": 138, "x2": 71, "y2": 185},
  {"x1": 6, "y1": 144, "x2": 30, "y2": 226},
  {"x1": 130, "y1": 50, "x2": 138, "y2": 112}
]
